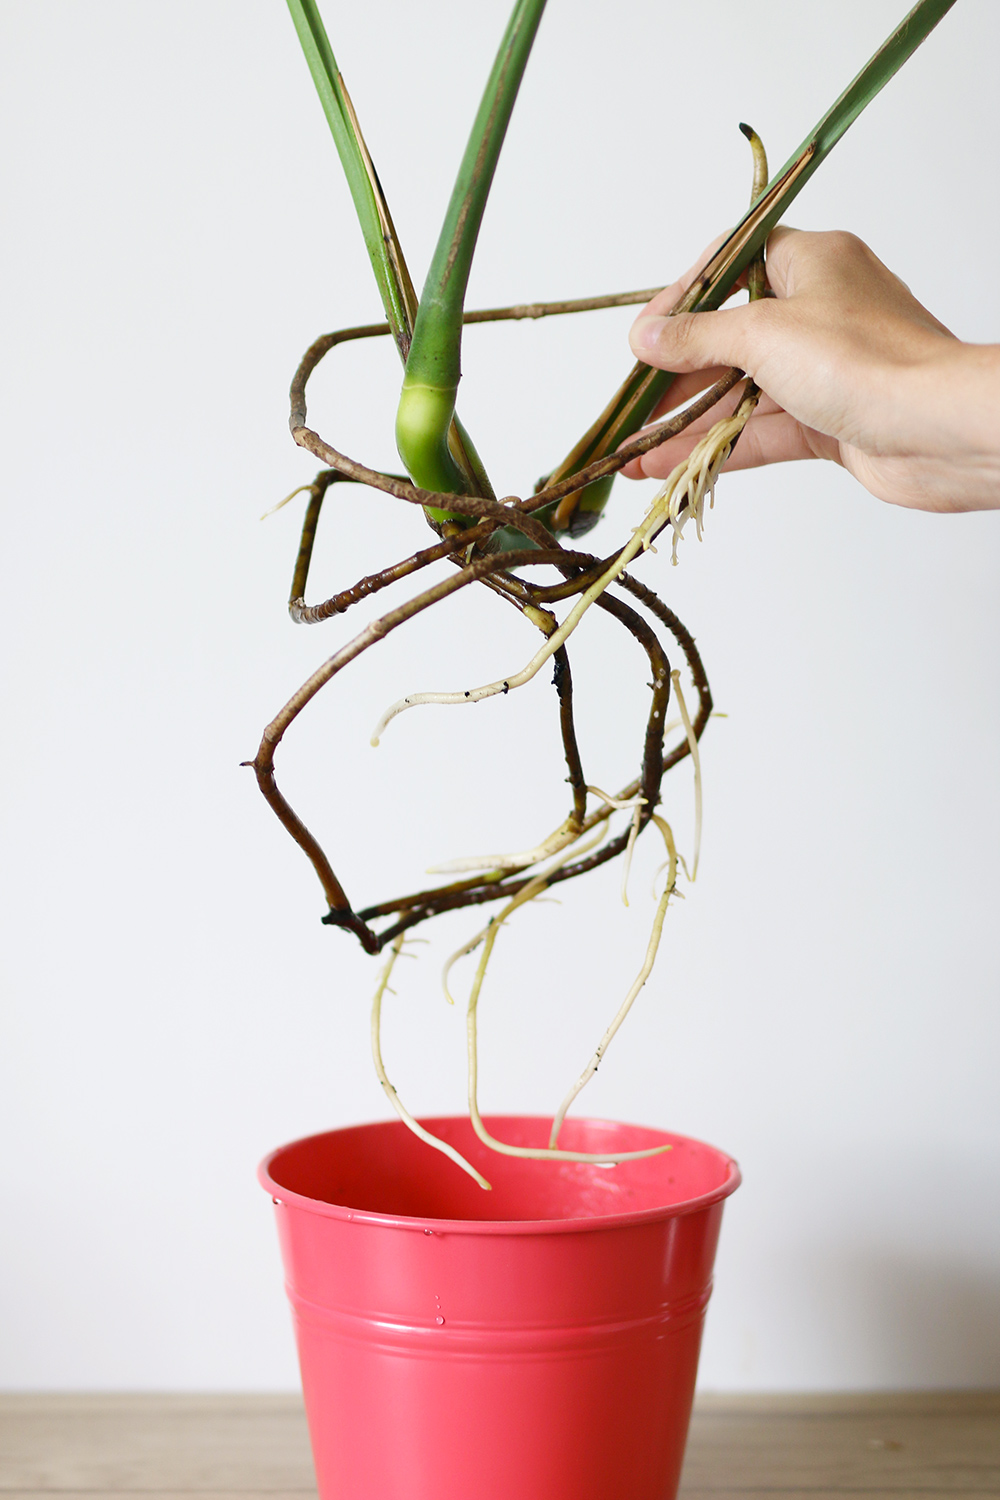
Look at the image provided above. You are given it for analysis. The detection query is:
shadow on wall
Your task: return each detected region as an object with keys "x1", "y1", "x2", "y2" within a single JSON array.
[{"x1": 816, "y1": 1252, "x2": 1000, "y2": 1387}]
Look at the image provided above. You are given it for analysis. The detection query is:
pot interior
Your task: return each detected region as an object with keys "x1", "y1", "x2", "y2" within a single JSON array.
[{"x1": 263, "y1": 1115, "x2": 738, "y2": 1225}]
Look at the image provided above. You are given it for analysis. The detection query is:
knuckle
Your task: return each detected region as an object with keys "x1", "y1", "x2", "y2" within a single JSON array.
[
  {"x1": 821, "y1": 229, "x2": 866, "y2": 259},
  {"x1": 670, "y1": 312, "x2": 705, "y2": 361}
]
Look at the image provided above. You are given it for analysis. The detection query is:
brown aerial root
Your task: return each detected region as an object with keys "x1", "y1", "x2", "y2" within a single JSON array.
[
  {"x1": 249, "y1": 276, "x2": 739, "y2": 958},
  {"x1": 244, "y1": 123, "x2": 783, "y2": 1177},
  {"x1": 247, "y1": 535, "x2": 687, "y2": 950}
]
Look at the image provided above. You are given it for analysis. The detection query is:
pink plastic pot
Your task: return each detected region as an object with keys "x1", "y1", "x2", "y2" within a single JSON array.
[{"x1": 260, "y1": 1115, "x2": 739, "y2": 1500}]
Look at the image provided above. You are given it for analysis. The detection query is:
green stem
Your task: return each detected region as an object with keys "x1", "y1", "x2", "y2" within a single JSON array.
[
  {"x1": 396, "y1": 0, "x2": 547, "y2": 509},
  {"x1": 286, "y1": 0, "x2": 493, "y2": 510},
  {"x1": 285, "y1": 0, "x2": 416, "y2": 357}
]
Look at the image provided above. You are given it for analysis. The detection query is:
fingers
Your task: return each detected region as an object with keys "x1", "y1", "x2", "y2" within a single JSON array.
[
  {"x1": 618, "y1": 381, "x2": 734, "y2": 480},
  {"x1": 761, "y1": 227, "x2": 950, "y2": 341},
  {"x1": 630, "y1": 298, "x2": 773, "y2": 378},
  {"x1": 621, "y1": 226, "x2": 964, "y2": 500},
  {"x1": 763, "y1": 226, "x2": 892, "y2": 299},
  {"x1": 629, "y1": 226, "x2": 802, "y2": 378},
  {"x1": 756, "y1": 223, "x2": 800, "y2": 297},
  {"x1": 620, "y1": 382, "x2": 787, "y2": 480},
  {"x1": 638, "y1": 366, "x2": 734, "y2": 422},
  {"x1": 624, "y1": 410, "x2": 836, "y2": 483},
  {"x1": 641, "y1": 372, "x2": 785, "y2": 429}
]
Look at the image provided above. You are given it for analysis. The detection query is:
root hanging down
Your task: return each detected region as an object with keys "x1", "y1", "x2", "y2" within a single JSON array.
[
  {"x1": 441, "y1": 826, "x2": 608, "y2": 1005},
  {"x1": 620, "y1": 803, "x2": 642, "y2": 907},
  {"x1": 671, "y1": 669, "x2": 702, "y2": 879},
  {"x1": 655, "y1": 380, "x2": 762, "y2": 563},
  {"x1": 371, "y1": 936, "x2": 492, "y2": 1190},
  {"x1": 251, "y1": 255, "x2": 752, "y2": 1189},
  {"x1": 369, "y1": 380, "x2": 759, "y2": 748},
  {"x1": 369, "y1": 626, "x2": 706, "y2": 1184},
  {"x1": 549, "y1": 816, "x2": 679, "y2": 1149},
  {"x1": 461, "y1": 870, "x2": 672, "y2": 1171}
]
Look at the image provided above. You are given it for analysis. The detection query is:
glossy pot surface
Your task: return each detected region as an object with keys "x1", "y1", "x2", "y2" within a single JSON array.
[{"x1": 260, "y1": 1115, "x2": 739, "y2": 1500}]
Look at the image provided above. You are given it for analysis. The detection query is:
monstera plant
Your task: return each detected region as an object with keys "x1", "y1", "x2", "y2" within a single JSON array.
[{"x1": 247, "y1": 0, "x2": 958, "y2": 1187}]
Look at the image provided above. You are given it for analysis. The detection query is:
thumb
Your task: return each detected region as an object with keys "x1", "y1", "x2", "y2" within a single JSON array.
[{"x1": 629, "y1": 303, "x2": 761, "y2": 376}]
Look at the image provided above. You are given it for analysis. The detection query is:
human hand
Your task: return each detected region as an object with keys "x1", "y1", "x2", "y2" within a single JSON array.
[{"x1": 625, "y1": 227, "x2": 1000, "y2": 513}]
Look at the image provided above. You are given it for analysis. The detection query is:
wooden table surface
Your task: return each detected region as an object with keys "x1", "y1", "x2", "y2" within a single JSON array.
[{"x1": 1, "y1": 1392, "x2": 997, "y2": 1499}]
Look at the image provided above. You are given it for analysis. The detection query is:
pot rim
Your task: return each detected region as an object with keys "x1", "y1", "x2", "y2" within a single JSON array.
[{"x1": 258, "y1": 1114, "x2": 741, "y2": 1235}]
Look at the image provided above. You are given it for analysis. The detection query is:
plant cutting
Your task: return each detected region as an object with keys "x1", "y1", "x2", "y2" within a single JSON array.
[
  {"x1": 253, "y1": 0, "x2": 957, "y2": 1182},
  {"x1": 252, "y1": 3, "x2": 960, "y2": 1496}
]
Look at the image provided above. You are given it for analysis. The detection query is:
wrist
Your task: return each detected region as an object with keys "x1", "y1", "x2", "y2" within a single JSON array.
[
  {"x1": 948, "y1": 341, "x2": 1000, "y2": 456},
  {"x1": 900, "y1": 339, "x2": 1000, "y2": 507}
]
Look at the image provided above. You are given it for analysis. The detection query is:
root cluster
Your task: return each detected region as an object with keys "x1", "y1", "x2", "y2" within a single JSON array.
[{"x1": 247, "y1": 286, "x2": 758, "y2": 1181}]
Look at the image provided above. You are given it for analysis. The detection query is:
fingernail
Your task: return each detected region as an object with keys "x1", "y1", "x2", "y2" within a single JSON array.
[{"x1": 630, "y1": 315, "x2": 668, "y2": 356}]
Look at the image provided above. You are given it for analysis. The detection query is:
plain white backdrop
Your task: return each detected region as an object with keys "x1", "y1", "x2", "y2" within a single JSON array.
[{"x1": 1, "y1": 0, "x2": 998, "y2": 1391}]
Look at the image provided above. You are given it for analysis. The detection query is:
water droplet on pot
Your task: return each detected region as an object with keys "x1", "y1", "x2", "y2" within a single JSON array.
[
  {"x1": 435, "y1": 1316, "x2": 445, "y2": 1325},
  {"x1": 423, "y1": 1228, "x2": 433, "y2": 1235},
  {"x1": 272, "y1": 1198, "x2": 281, "y2": 1206}
]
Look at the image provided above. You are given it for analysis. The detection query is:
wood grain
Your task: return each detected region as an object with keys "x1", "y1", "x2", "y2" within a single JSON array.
[
  {"x1": 1, "y1": 1392, "x2": 997, "y2": 1498},
  {"x1": 683, "y1": 1393, "x2": 1000, "y2": 1498}
]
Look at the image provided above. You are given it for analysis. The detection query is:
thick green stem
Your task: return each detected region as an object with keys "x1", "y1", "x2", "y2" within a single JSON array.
[
  {"x1": 396, "y1": 0, "x2": 547, "y2": 510},
  {"x1": 287, "y1": 0, "x2": 492, "y2": 508}
]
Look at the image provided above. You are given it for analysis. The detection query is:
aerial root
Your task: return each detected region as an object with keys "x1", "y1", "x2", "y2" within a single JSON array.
[
  {"x1": 371, "y1": 935, "x2": 492, "y2": 1190},
  {"x1": 461, "y1": 854, "x2": 671, "y2": 1173},
  {"x1": 620, "y1": 803, "x2": 642, "y2": 907},
  {"x1": 369, "y1": 532, "x2": 647, "y2": 745},
  {"x1": 651, "y1": 812, "x2": 687, "y2": 897},
  {"x1": 587, "y1": 784, "x2": 647, "y2": 813},
  {"x1": 427, "y1": 781, "x2": 646, "y2": 879},
  {"x1": 549, "y1": 815, "x2": 680, "y2": 1149},
  {"x1": 370, "y1": 389, "x2": 756, "y2": 745},
  {"x1": 655, "y1": 381, "x2": 762, "y2": 563},
  {"x1": 440, "y1": 827, "x2": 607, "y2": 1006},
  {"x1": 260, "y1": 482, "x2": 317, "y2": 522},
  {"x1": 426, "y1": 814, "x2": 582, "y2": 876},
  {"x1": 670, "y1": 670, "x2": 702, "y2": 879},
  {"x1": 650, "y1": 814, "x2": 679, "y2": 897}
]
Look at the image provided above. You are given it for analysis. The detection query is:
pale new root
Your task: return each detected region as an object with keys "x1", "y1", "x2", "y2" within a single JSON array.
[
  {"x1": 426, "y1": 813, "x2": 582, "y2": 876},
  {"x1": 670, "y1": 669, "x2": 702, "y2": 879},
  {"x1": 548, "y1": 815, "x2": 679, "y2": 1150},
  {"x1": 429, "y1": 783, "x2": 645, "y2": 881},
  {"x1": 654, "y1": 381, "x2": 762, "y2": 564},
  {"x1": 462, "y1": 871, "x2": 671, "y2": 1172},
  {"x1": 587, "y1": 784, "x2": 648, "y2": 812},
  {"x1": 370, "y1": 383, "x2": 758, "y2": 746},
  {"x1": 371, "y1": 935, "x2": 492, "y2": 1190},
  {"x1": 651, "y1": 812, "x2": 685, "y2": 898},
  {"x1": 620, "y1": 803, "x2": 642, "y2": 907},
  {"x1": 259, "y1": 482, "x2": 316, "y2": 522},
  {"x1": 440, "y1": 826, "x2": 608, "y2": 1006}
]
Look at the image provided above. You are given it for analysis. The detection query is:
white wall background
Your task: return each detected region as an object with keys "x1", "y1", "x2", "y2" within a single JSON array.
[{"x1": 1, "y1": 0, "x2": 998, "y2": 1392}]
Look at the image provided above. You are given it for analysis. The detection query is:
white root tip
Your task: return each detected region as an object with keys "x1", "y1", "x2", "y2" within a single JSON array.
[{"x1": 260, "y1": 483, "x2": 314, "y2": 521}]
